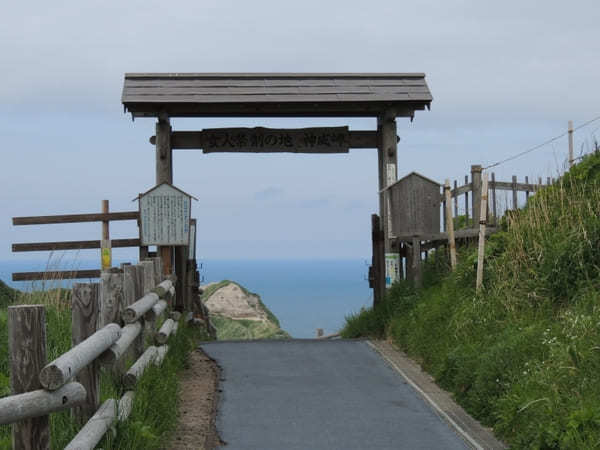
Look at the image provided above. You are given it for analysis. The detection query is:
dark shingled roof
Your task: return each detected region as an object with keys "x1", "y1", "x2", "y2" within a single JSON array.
[{"x1": 122, "y1": 73, "x2": 432, "y2": 118}]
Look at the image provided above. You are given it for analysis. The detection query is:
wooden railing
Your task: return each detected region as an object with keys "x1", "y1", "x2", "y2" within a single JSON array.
[
  {"x1": 441, "y1": 165, "x2": 556, "y2": 230},
  {"x1": 0, "y1": 258, "x2": 212, "y2": 449}
]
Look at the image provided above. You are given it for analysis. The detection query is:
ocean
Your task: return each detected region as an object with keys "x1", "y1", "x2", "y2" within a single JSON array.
[{"x1": 0, "y1": 259, "x2": 373, "y2": 338}]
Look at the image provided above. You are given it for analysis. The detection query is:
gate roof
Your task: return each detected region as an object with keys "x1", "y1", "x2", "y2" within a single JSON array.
[{"x1": 121, "y1": 73, "x2": 432, "y2": 118}]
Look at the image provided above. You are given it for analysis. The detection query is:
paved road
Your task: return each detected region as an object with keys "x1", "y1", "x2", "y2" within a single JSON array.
[{"x1": 201, "y1": 340, "x2": 470, "y2": 450}]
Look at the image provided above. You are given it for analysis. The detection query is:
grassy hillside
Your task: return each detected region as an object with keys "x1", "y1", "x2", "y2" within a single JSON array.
[
  {"x1": 202, "y1": 280, "x2": 289, "y2": 340},
  {"x1": 343, "y1": 151, "x2": 600, "y2": 449},
  {"x1": 0, "y1": 280, "x2": 19, "y2": 308}
]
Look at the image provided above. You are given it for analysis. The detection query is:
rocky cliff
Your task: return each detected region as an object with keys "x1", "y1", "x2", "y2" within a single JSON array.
[{"x1": 201, "y1": 281, "x2": 289, "y2": 340}]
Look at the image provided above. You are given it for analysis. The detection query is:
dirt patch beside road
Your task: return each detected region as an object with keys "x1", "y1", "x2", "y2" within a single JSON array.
[{"x1": 170, "y1": 348, "x2": 222, "y2": 450}]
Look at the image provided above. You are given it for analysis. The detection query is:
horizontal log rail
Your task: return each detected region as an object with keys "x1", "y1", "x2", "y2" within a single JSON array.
[
  {"x1": 13, "y1": 211, "x2": 139, "y2": 226},
  {"x1": 440, "y1": 180, "x2": 542, "y2": 202},
  {"x1": 39, "y1": 323, "x2": 122, "y2": 390},
  {"x1": 12, "y1": 269, "x2": 102, "y2": 282},
  {"x1": 0, "y1": 382, "x2": 86, "y2": 426},
  {"x1": 394, "y1": 227, "x2": 498, "y2": 244},
  {"x1": 12, "y1": 238, "x2": 140, "y2": 252}
]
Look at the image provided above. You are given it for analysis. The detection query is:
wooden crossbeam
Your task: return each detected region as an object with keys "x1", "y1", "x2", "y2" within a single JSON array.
[
  {"x1": 149, "y1": 128, "x2": 380, "y2": 152},
  {"x1": 13, "y1": 212, "x2": 139, "y2": 226},
  {"x1": 12, "y1": 270, "x2": 102, "y2": 282},
  {"x1": 394, "y1": 227, "x2": 498, "y2": 243},
  {"x1": 12, "y1": 238, "x2": 140, "y2": 253}
]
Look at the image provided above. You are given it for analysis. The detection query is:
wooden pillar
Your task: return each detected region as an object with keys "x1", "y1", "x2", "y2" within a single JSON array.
[
  {"x1": 371, "y1": 214, "x2": 385, "y2": 306},
  {"x1": 156, "y1": 115, "x2": 173, "y2": 276},
  {"x1": 71, "y1": 283, "x2": 100, "y2": 423},
  {"x1": 174, "y1": 247, "x2": 187, "y2": 311},
  {"x1": 377, "y1": 110, "x2": 398, "y2": 290},
  {"x1": 8, "y1": 305, "x2": 49, "y2": 450},
  {"x1": 471, "y1": 165, "x2": 482, "y2": 228}
]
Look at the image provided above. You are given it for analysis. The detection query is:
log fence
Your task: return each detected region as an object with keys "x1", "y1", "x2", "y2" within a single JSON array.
[{"x1": 1, "y1": 256, "x2": 214, "y2": 450}]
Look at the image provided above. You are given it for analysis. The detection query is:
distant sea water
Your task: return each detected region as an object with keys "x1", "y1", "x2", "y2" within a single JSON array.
[{"x1": 0, "y1": 259, "x2": 373, "y2": 338}]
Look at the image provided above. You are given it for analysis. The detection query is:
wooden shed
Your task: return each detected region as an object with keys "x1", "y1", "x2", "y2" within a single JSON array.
[{"x1": 388, "y1": 172, "x2": 441, "y2": 237}]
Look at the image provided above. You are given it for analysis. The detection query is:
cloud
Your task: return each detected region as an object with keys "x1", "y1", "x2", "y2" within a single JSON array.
[{"x1": 253, "y1": 186, "x2": 285, "y2": 201}]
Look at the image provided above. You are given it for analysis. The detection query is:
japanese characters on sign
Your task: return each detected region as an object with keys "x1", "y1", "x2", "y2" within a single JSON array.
[
  {"x1": 188, "y1": 219, "x2": 197, "y2": 260},
  {"x1": 139, "y1": 184, "x2": 192, "y2": 246},
  {"x1": 201, "y1": 127, "x2": 350, "y2": 153}
]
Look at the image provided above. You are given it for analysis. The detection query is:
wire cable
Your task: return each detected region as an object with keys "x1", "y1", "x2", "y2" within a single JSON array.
[{"x1": 483, "y1": 115, "x2": 600, "y2": 170}]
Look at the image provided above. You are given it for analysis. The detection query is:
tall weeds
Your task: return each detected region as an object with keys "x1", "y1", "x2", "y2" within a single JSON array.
[{"x1": 342, "y1": 151, "x2": 600, "y2": 448}]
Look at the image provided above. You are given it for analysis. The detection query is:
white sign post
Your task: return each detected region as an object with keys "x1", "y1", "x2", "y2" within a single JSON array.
[{"x1": 138, "y1": 183, "x2": 195, "y2": 247}]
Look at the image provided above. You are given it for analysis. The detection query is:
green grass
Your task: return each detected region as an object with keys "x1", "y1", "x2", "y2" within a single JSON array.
[
  {"x1": 342, "y1": 151, "x2": 600, "y2": 449},
  {"x1": 0, "y1": 284, "x2": 212, "y2": 449},
  {"x1": 210, "y1": 314, "x2": 289, "y2": 340}
]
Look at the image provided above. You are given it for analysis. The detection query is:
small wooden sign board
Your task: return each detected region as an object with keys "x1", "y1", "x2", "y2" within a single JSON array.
[{"x1": 137, "y1": 183, "x2": 196, "y2": 246}]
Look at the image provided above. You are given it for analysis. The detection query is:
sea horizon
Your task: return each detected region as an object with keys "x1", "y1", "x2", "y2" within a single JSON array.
[{"x1": 0, "y1": 258, "x2": 373, "y2": 339}]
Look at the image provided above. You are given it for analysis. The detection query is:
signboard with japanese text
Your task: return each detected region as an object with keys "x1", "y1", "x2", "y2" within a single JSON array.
[
  {"x1": 385, "y1": 253, "x2": 400, "y2": 288},
  {"x1": 139, "y1": 183, "x2": 193, "y2": 246},
  {"x1": 188, "y1": 219, "x2": 197, "y2": 260},
  {"x1": 201, "y1": 126, "x2": 350, "y2": 153}
]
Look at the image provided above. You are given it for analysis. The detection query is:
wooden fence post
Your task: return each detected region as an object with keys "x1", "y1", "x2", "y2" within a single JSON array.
[
  {"x1": 512, "y1": 175, "x2": 518, "y2": 210},
  {"x1": 464, "y1": 175, "x2": 469, "y2": 226},
  {"x1": 71, "y1": 283, "x2": 100, "y2": 423},
  {"x1": 453, "y1": 180, "x2": 458, "y2": 218},
  {"x1": 409, "y1": 237, "x2": 422, "y2": 288},
  {"x1": 491, "y1": 172, "x2": 497, "y2": 226},
  {"x1": 99, "y1": 269, "x2": 123, "y2": 328},
  {"x1": 101, "y1": 200, "x2": 111, "y2": 271},
  {"x1": 471, "y1": 165, "x2": 482, "y2": 228},
  {"x1": 525, "y1": 176, "x2": 530, "y2": 202},
  {"x1": 444, "y1": 180, "x2": 457, "y2": 270},
  {"x1": 568, "y1": 120, "x2": 574, "y2": 168},
  {"x1": 8, "y1": 305, "x2": 49, "y2": 450},
  {"x1": 141, "y1": 261, "x2": 155, "y2": 293},
  {"x1": 174, "y1": 247, "x2": 187, "y2": 311},
  {"x1": 476, "y1": 173, "x2": 489, "y2": 291},
  {"x1": 123, "y1": 264, "x2": 144, "y2": 360}
]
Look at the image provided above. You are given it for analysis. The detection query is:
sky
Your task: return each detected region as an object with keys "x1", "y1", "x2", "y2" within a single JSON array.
[{"x1": 1, "y1": 0, "x2": 599, "y2": 265}]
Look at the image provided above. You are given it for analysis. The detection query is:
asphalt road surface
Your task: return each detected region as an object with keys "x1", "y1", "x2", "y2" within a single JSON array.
[{"x1": 201, "y1": 340, "x2": 470, "y2": 450}]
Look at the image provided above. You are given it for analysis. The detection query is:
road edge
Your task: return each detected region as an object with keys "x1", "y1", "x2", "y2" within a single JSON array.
[{"x1": 367, "y1": 340, "x2": 507, "y2": 450}]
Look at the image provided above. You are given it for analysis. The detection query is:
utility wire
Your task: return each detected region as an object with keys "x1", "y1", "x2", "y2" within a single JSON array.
[{"x1": 483, "y1": 114, "x2": 600, "y2": 170}]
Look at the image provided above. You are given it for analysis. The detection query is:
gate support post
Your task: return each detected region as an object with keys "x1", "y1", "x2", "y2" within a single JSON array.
[
  {"x1": 155, "y1": 114, "x2": 173, "y2": 275},
  {"x1": 371, "y1": 214, "x2": 385, "y2": 306},
  {"x1": 378, "y1": 110, "x2": 398, "y2": 292}
]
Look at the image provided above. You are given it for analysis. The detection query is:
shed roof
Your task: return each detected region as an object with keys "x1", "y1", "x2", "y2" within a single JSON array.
[
  {"x1": 135, "y1": 182, "x2": 198, "y2": 201},
  {"x1": 385, "y1": 171, "x2": 442, "y2": 192},
  {"x1": 122, "y1": 73, "x2": 432, "y2": 118}
]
